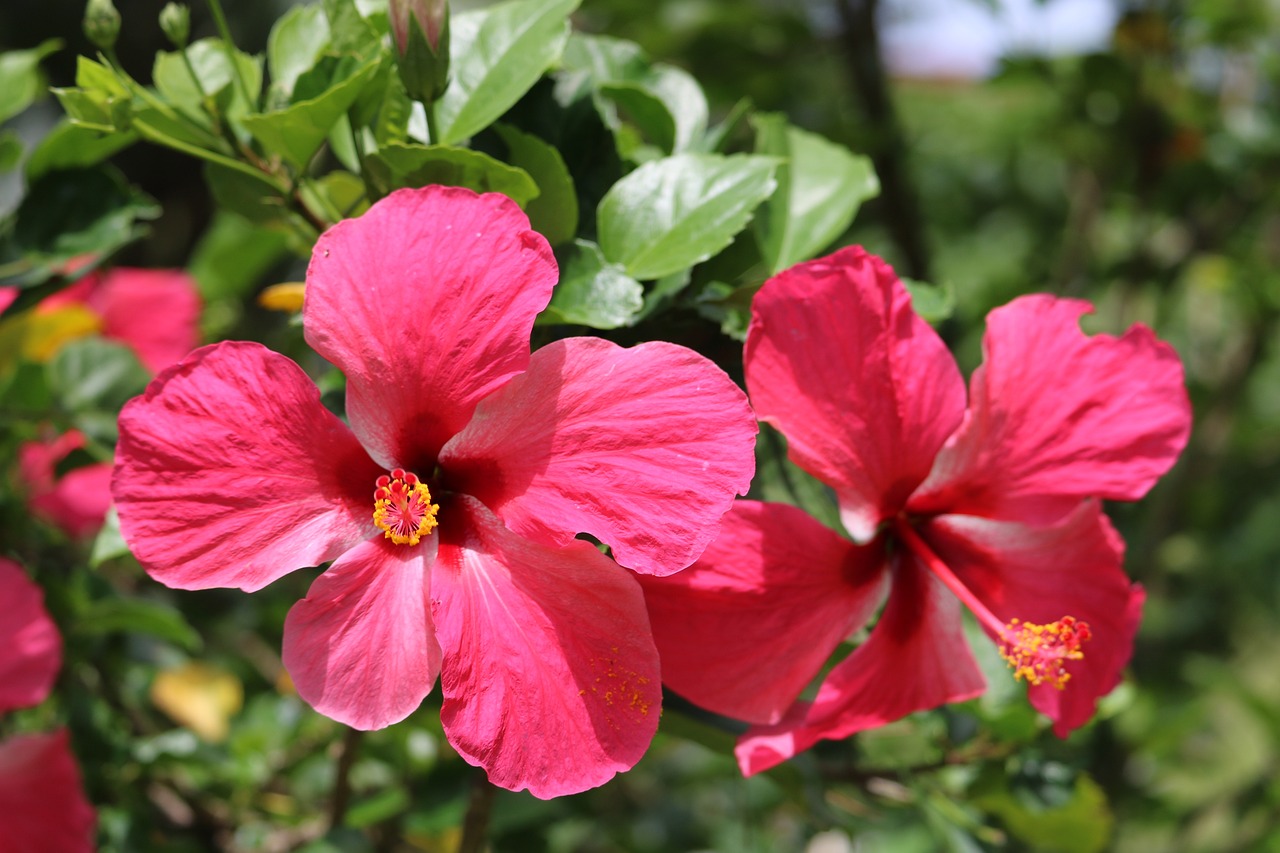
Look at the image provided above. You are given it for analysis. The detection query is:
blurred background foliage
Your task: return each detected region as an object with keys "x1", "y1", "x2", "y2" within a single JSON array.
[{"x1": 2, "y1": 0, "x2": 1280, "y2": 850}]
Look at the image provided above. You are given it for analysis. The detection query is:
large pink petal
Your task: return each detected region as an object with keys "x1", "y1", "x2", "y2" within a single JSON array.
[
  {"x1": 639, "y1": 500, "x2": 888, "y2": 724},
  {"x1": 0, "y1": 730, "x2": 96, "y2": 853},
  {"x1": 113, "y1": 341, "x2": 383, "y2": 592},
  {"x1": 920, "y1": 504, "x2": 1143, "y2": 736},
  {"x1": 283, "y1": 536, "x2": 440, "y2": 730},
  {"x1": 432, "y1": 496, "x2": 661, "y2": 798},
  {"x1": 0, "y1": 559, "x2": 61, "y2": 713},
  {"x1": 19, "y1": 431, "x2": 111, "y2": 539},
  {"x1": 441, "y1": 337, "x2": 756, "y2": 576},
  {"x1": 745, "y1": 246, "x2": 966, "y2": 541},
  {"x1": 90, "y1": 267, "x2": 201, "y2": 373},
  {"x1": 911, "y1": 296, "x2": 1191, "y2": 524},
  {"x1": 304, "y1": 186, "x2": 557, "y2": 469},
  {"x1": 736, "y1": 554, "x2": 986, "y2": 775}
]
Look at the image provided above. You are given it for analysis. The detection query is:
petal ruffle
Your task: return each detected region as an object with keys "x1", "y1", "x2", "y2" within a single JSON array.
[
  {"x1": 89, "y1": 267, "x2": 201, "y2": 373},
  {"x1": 113, "y1": 341, "x2": 383, "y2": 592},
  {"x1": 18, "y1": 431, "x2": 111, "y2": 539},
  {"x1": 440, "y1": 337, "x2": 756, "y2": 576},
  {"x1": 0, "y1": 558, "x2": 61, "y2": 713},
  {"x1": 911, "y1": 296, "x2": 1191, "y2": 525},
  {"x1": 283, "y1": 535, "x2": 441, "y2": 730},
  {"x1": 0, "y1": 730, "x2": 96, "y2": 853},
  {"x1": 432, "y1": 496, "x2": 661, "y2": 798},
  {"x1": 920, "y1": 504, "x2": 1142, "y2": 736},
  {"x1": 745, "y1": 247, "x2": 966, "y2": 541},
  {"x1": 735, "y1": 554, "x2": 986, "y2": 775},
  {"x1": 304, "y1": 186, "x2": 557, "y2": 468},
  {"x1": 639, "y1": 500, "x2": 888, "y2": 724}
]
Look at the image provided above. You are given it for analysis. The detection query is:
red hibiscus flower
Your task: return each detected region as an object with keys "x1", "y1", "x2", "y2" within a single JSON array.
[
  {"x1": 112, "y1": 186, "x2": 757, "y2": 797},
  {"x1": 0, "y1": 558, "x2": 96, "y2": 851},
  {"x1": 17, "y1": 430, "x2": 113, "y2": 539},
  {"x1": 641, "y1": 246, "x2": 1191, "y2": 775}
]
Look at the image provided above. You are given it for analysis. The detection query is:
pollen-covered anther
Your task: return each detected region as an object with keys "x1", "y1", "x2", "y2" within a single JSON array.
[
  {"x1": 372, "y1": 469, "x2": 438, "y2": 546},
  {"x1": 998, "y1": 616, "x2": 1092, "y2": 690}
]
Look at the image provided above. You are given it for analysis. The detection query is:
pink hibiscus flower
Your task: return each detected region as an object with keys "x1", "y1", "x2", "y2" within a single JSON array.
[
  {"x1": 112, "y1": 185, "x2": 757, "y2": 797},
  {"x1": 0, "y1": 557, "x2": 96, "y2": 851},
  {"x1": 18, "y1": 430, "x2": 113, "y2": 539},
  {"x1": 641, "y1": 246, "x2": 1191, "y2": 775}
]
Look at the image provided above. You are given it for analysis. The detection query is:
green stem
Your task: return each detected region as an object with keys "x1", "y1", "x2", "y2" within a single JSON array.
[
  {"x1": 131, "y1": 118, "x2": 285, "y2": 192},
  {"x1": 206, "y1": 0, "x2": 255, "y2": 110},
  {"x1": 329, "y1": 727, "x2": 363, "y2": 830},
  {"x1": 457, "y1": 771, "x2": 496, "y2": 853},
  {"x1": 425, "y1": 100, "x2": 441, "y2": 146}
]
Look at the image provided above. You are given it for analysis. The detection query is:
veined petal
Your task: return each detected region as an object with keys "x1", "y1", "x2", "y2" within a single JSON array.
[
  {"x1": 432, "y1": 496, "x2": 661, "y2": 799},
  {"x1": 283, "y1": 536, "x2": 440, "y2": 730},
  {"x1": 0, "y1": 559, "x2": 61, "y2": 713},
  {"x1": 745, "y1": 247, "x2": 966, "y2": 542},
  {"x1": 0, "y1": 730, "x2": 96, "y2": 853},
  {"x1": 304, "y1": 186, "x2": 557, "y2": 469},
  {"x1": 736, "y1": 555, "x2": 985, "y2": 775},
  {"x1": 911, "y1": 296, "x2": 1191, "y2": 524},
  {"x1": 441, "y1": 337, "x2": 756, "y2": 576},
  {"x1": 640, "y1": 501, "x2": 888, "y2": 724},
  {"x1": 113, "y1": 341, "x2": 383, "y2": 592},
  {"x1": 89, "y1": 267, "x2": 201, "y2": 373},
  {"x1": 920, "y1": 504, "x2": 1142, "y2": 736}
]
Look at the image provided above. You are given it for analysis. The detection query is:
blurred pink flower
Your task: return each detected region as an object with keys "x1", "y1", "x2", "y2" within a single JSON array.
[
  {"x1": 642, "y1": 246, "x2": 1191, "y2": 774},
  {"x1": 18, "y1": 430, "x2": 112, "y2": 539},
  {"x1": 113, "y1": 186, "x2": 756, "y2": 797},
  {"x1": 0, "y1": 558, "x2": 95, "y2": 851}
]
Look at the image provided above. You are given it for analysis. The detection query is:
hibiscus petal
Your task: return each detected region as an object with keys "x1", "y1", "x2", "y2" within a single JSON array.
[
  {"x1": 745, "y1": 246, "x2": 966, "y2": 541},
  {"x1": 639, "y1": 501, "x2": 888, "y2": 724},
  {"x1": 18, "y1": 431, "x2": 112, "y2": 539},
  {"x1": 113, "y1": 341, "x2": 383, "y2": 592},
  {"x1": 920, "y1": 504, "x2": 1142, "y2": 736},
  {"x1": 0, "y1": 558, "x2": 61, "y2": 713},
  {"x1": 90, "y1": 267, "x2": 201, "y2": 373},
  {"x1": 283, "y1": 536, "x2": 441, "y2": 730},
  {"x1": 304, "y1": 186, "x2": 557, "y2": 468},
  {"x1": 735, "y1": 554, "x2": 986, "y2": 775},
  {"x1": 432, "y1": 496, "x2": 661, "y2": 798},
  {"x1": 911, "y1": 296, "x2": 1191, "y2": 524},
  {"x1": 440, "y1": 337, "x2": 756, "y2": 576},
  {"x1": 0, "y1": 730, "x2": 96, "y2": 853}
]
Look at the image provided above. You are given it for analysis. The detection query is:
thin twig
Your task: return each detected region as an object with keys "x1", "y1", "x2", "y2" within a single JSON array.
[
  {"x1": 329, "y1": 726, "x2": 364, "y2": 830},
  {"x1": 457, "y1": 770, "x2": 497, "y2": 853}
]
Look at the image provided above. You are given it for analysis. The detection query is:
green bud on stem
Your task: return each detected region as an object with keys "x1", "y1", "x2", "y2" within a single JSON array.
[
  {"x1": 159, "y1": 3, "x2": 191, "y2": 48},
  {"x1": 389, "y1": 0, "x2": 451, "y2": 108},
  {"x1": 84, "y1": 0, "x2": 122, "y2": 51}
]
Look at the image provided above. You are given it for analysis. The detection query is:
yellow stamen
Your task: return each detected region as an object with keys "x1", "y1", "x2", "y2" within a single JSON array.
[
  {"x1": 372, "y1": 469, "x2": 438, "y2": 546},
  {"x1": 998, "y1": 616, "x2": 1091, "y2": 690}
]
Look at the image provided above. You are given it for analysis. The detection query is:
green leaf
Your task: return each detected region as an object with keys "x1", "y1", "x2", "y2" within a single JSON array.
[
  {"x1": 24, "y1": 120, "x2": 137, "y2": 181},
  {"x1": 364, "y1": 142, "x2": 539, "y2": 204},
  {"x1": 0, "y1": 39, "x2": 61, "y2": 123},
  {"x1": 539, "y1": 240, "x2": 642, "y2": 328},
  {"x1": 90, "y1": 507, "x2": 130, "y2": 568},
  {"x1": 752, "y1": 113, "x2": 879, "y2": 273},
  {"x1": 604, "y1": 64, "x2": 707, "y2": 153},
  {"x1": 0, "y1": 132, "x2": 21, "y2": 173},
  {"x1": 903, "y1": 277, "x2": 956, "y2": 325},
  {"x1": 494, "y1": 124, "x2": 578, "y2": 245},
  {"x1": 188, "y1": 212, "x2": 291, "y2": 300},
  {"x1": 74, "y1": 597, "x2": 204, "y2": 653},
  {"x1": 47, "y1": 337, "x2": 150, "y2": 416},
  {"x1": 436, "y1": 0, "x2": 581, "y2": 145},
  {"x1": 345, "y1": 787, "x2": 410, "y2": 829},
  {"x1": 299, "y1": 171, "x2": 368, "y2": 222},
  {"x1": 266, "y1": 3, "x2": 332, "y2": 101},
  {"x1": 241, "y1": 56, "x2": 380, "y2": 169},
  {"x1": 153, "y1": 39, "x2": 263, "y2": 125},
  {"x1": 203, "y1": 163, "x2": 295, "y2": 232},
  {"x1": 597, "y1": 153, "x2": 778, "y2": 280},
  {"x1": 8, "y1": 167, "x2": 160, "y2": 274},
  {"x1": 975, "y1": 772, "x2": 1113, "y2": 853},
  {"x1": 323, "y1": 0, "x2": 380, "y2": 56},
  {"x1": 559, "y1": 33, "x2": 646, "y2": 93}
]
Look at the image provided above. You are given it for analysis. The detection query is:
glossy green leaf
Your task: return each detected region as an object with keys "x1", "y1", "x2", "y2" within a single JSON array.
[
  {"x1": 90, "y1": 507, "x2": 130, "y2": 568},
  {"x1": 753, "y1": 112, "x2": 879, "y2": 273},
  {"x1": 364, "y1": 142, "x2": 539, "y2": 204},
  {"x1": 436, "y1": 0, "x2": 581, "y2": 145},
  {"x1": 494, "y1": 124, "x2": 578, "y2": 245},
  {"x1": 975, "y1": 772, "x2": 1113, "y2": 853},
  {"x1": 323, "y1": 0, "x2": 380, "y2": 56},
  {"x1": 539, "y1": 239, "x2": 642, "y2": 328},
  {"x1": 153, "y1": 39, "x2": 263, "y2": 124},
  {"x1": 189, "y1": 212, "x2": 291, "y2": 300},
  {"x1": 266, "y1": 3, "x2": 332, "y2": 101},
  {"x1": 241, "y1": 57, "x2": 380, "y2": 168},
  {"x1": 47, "y1": 337, "x2": 150, "y2": 416},
  {"x1": 603, "y1": 63, "x2": 707, "y2": 153},
  {"x1": 903, "y1": 277, "x2": 956, "y2": 325},
  {"x1": 597, "y1": 153, "x2": 777, "y2": 280},
  {"x1": 74, "y1": 597, "x2": 204, "y2": 653},
  {"x1": 0, "y1": 39, "x2": 60, "y2": 123},
  {"x1": 24, "y1": 120, "x2": 137, "y2": 181}
]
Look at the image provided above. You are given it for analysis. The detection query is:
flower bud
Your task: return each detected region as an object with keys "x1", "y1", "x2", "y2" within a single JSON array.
[
  {"x1": 83, "y1": 0, "x2": 122, "y2": 51},
  {"x1": 159, "y1": 3, "x2": 191, "y2": 48},
  {"x1": 389, "y1": 0, "x2": 450, "y2": 106}
]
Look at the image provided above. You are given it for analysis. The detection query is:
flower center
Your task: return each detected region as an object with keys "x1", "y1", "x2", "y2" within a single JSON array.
[
  {"x1": 372, "y1": 469, "x2": 438, "y2": 546},
  {"x1": 998, "y1": 616, "x2": 1092, "y2": 690}
]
